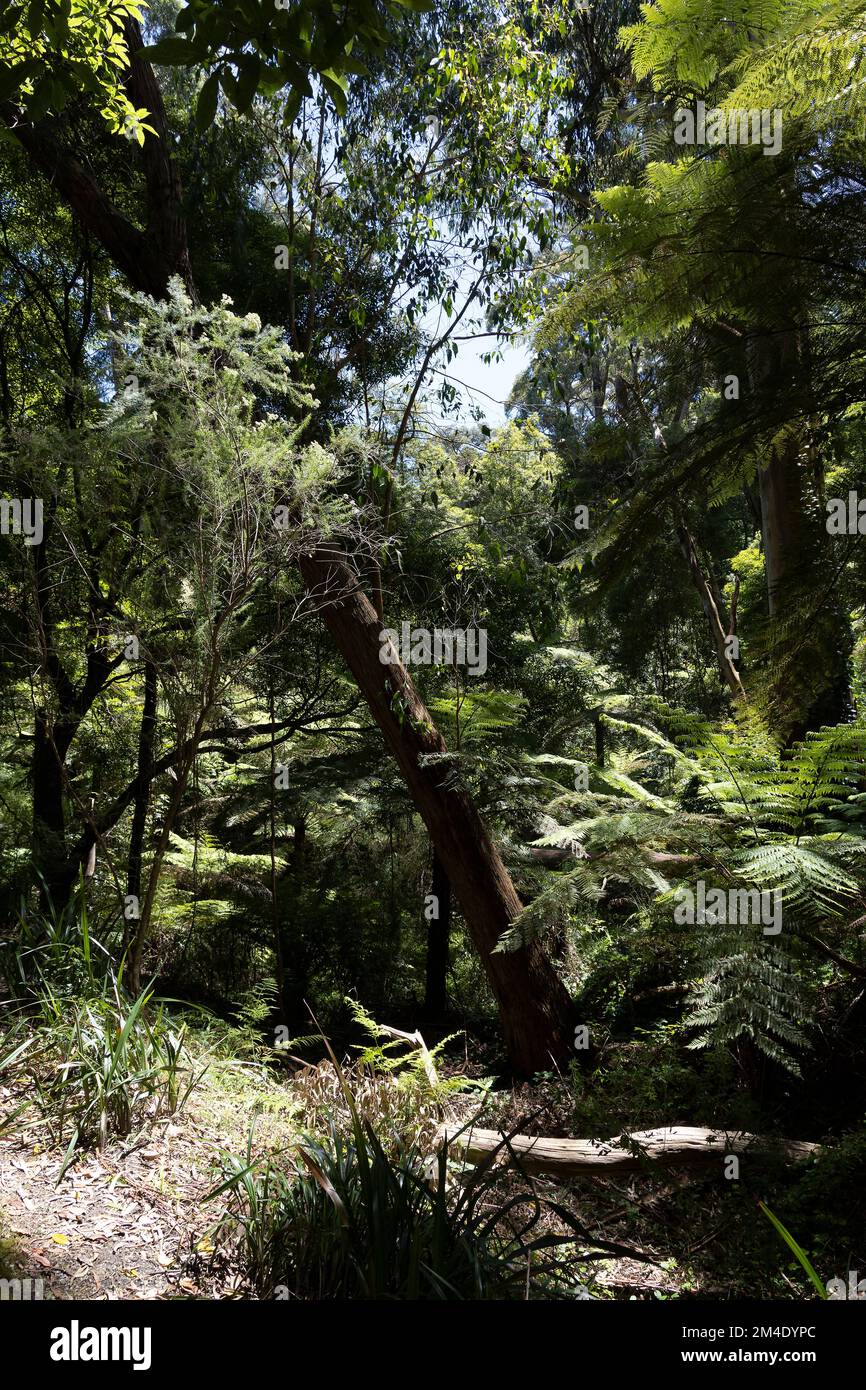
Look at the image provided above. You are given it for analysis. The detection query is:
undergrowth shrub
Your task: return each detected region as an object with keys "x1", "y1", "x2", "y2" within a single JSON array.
[
  {"x1": 204, "y1": 1016, "x2": 592, "y2": 1300},
  {"x1": 283, "y1": 999, "x2": 488, "y2": 1152},
  {"x1": 0, "y1": 888, "x2": 204, "y2": 1173},
  {"x1": 206, "y1": 1117, "x2": 590, "y2": 1300}
]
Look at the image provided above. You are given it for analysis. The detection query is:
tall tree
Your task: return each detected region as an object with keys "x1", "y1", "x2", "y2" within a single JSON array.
[{"x1": 1, "y1": 2, "x2": 577, "y2": 1069}]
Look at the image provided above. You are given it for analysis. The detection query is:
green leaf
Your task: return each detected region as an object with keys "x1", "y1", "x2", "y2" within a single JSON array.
[
  {"x1": 195, "y1": 72, "x2": 220, "y2": 132},
  {"x1": 320, "y1": 69, "x2": 348, "y2": 116},
  {"x1": 26, "y1": 75, "x2": 55, "y2": 122},
  {"x1": 758, "y1": 1202, "x2": 827, "y2": 1299},
  {"x1": 0, "y1": 60, "x2": 39, "y2": 102},
  {"x1": 27, "y1": 0, "x2": 46, "y2": 36},
  {"x1": 283, "y1": 89, "x2": 302, "y2": 126},
  {"x1": 275, "y1": 58, "x2": 312, "y2": 98},
  {"x1": 219, "y1": 68, "x2": 238, "y2": 103},
  {"x1": 140, "y1": 37, "x2": 200, "y2": 66},
  {"x1": 234, "y1": 55, "x2": 260, "y2": 114}
]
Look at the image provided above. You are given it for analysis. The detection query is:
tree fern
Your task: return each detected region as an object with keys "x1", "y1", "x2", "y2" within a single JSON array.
[
  {"x1": 686, "y1": 935, "x2": 810, "y2": 1072},
  {"x1": 500, "y1": 694, "x2": 866, "y2": 1069}
]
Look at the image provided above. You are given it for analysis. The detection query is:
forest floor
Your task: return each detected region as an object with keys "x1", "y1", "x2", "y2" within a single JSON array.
[
  {"x1": 0, "y1": 1043, "x2": 692, "y2": 1301},
  {"x1": 0, "y1": 1055, "x2": 298, "y2": 1300}
]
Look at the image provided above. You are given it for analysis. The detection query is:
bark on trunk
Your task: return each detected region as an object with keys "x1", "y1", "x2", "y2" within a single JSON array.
[
  {"x1": 593, "y1": 708, "x2": 605, "y2": 768},
  {"x1": 126, "y1": 659, "x2": 157, "y2": 941},
  {"x1": 122, "y1": 19, "x2": 196, "y2": 299},
  {"x1": 748, "y1": 328, "x2": 850, "y2": 733},
  {"x1": 423, "y1": 849, "x2": 451, "y2": 1020},
  {"x1": 298, "y1": 541, "x2": 574, "y2": 1073},
  {"x1": 3, "y1": 21, "x2": 193, "y2": 299},
  {"x1": 128, "y1": 755, "x2": 193, "y2": 995},
  {"x1": 758, "y1": 437, "x2": 803, "y2": 618},
  {"x1": 32, "y1": 709, "x2": 72, "y2": 909},
  {"x1": 268, "y1": 680, "x2": 286, "y2": 1019},
  {"x1": 748, "y1": 329, "x2": 804, "y2": 618}
]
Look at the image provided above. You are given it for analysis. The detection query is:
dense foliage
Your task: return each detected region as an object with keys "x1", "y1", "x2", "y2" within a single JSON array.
[{"x1": 0, "y1": 0, "x2": 864, "y2": 1306}]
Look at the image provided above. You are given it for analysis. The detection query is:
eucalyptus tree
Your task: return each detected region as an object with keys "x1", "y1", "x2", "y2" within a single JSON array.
[{"x1": 0, "y1": 0, "x2": 614, "y2": 1068}]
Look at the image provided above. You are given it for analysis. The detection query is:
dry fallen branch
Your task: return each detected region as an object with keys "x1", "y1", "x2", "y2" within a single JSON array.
[{"x1": 437, "y1": 1124, "x2": 819, "y2": 1178}]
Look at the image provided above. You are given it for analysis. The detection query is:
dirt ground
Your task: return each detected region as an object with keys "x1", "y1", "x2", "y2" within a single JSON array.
[
  {"x1": 0, "y1": 1114, "x2": 227, "y2": 1299},
  {"x1": 0, "y1": 1056, "x2": 298, "y2": 1300},
  {"x1": 0, "y1": 1059, "x2": 683, "y2": 1301}
]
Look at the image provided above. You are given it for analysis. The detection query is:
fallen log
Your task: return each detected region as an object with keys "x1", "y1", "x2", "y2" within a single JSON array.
[{"x1": 437, "y1": 1123, "x2": 819, "y2": 1177}]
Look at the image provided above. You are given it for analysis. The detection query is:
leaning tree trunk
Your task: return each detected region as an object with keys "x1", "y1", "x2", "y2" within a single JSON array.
[
  {"x1": 298, "y1": 542, "x2": 574, "y2": 1073},
  {"x1": 424, "y1": 849, "x2": 451, "y2": 1021},
  {"x1": 675, "y1": 517, "x2": 746, "y2": 702},
  {"x1": 125, "y1": 659, "x2": 157, "y2": 949}
]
